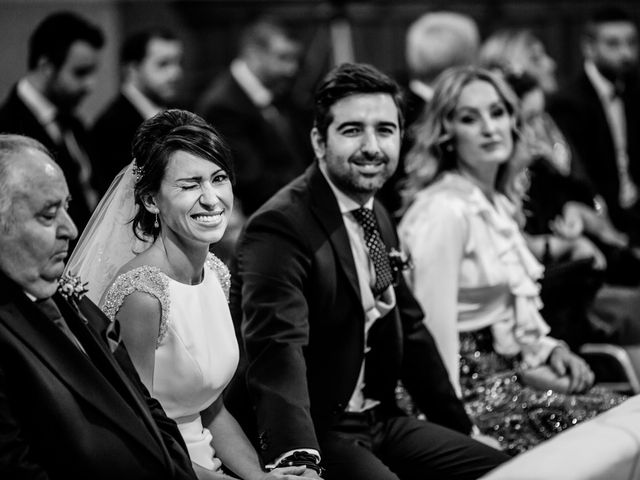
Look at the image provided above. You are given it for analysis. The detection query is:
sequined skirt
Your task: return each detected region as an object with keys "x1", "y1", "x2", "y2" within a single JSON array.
[{"x1": 460, "y1": 328, "x2": 626, "y2": 456}]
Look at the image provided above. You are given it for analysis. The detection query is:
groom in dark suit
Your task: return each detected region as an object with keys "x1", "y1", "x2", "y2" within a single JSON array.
[
  {"x1": 231, "y1": 63, "x2": 508, "y2": 479},
  {"x1": 0, "y1": 134, "x2": 196, "y2": 479}
]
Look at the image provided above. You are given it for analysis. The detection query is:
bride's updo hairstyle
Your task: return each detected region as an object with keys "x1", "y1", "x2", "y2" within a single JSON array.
[{"x1": 131, "y1": 109, "x2": 234, "y2": 241}]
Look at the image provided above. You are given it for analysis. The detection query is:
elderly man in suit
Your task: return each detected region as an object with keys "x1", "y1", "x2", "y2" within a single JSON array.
[
  {"x1": 197, "y1": 16, "x2": 311, "y2": 216},
  {"x1": 0, "y1": 134, "x2": 197, "y2": 479},
  {"x1": 0, "y1": 12, "x2": 104, "y2": 231},
  {"x1": 230, "y1": 63, "x2": 508, "y2": 480},
  {"x1": 549, "y1": 7, "x2": 640, "y2": 243},
  {"x1": 91, "y1": 28, "x2": 183, "y2": 195}
]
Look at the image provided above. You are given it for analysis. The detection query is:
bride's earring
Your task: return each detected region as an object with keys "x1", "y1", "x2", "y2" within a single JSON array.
[{"x1": 154, "y1": 213, "x2": 159, "y2": 229}]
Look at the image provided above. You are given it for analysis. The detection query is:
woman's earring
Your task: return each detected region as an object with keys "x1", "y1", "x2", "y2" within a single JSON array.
[
  {"x1": 445, "y1": 143, "x2": 454, "y2": 153},
  {"x1": 154, "y1": 213, "x2": 159, "y2": 229}
]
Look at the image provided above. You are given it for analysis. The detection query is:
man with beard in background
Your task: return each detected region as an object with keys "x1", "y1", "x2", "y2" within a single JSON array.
[
  {"x1": 0, "y1": 11, "x2": 104, "y2": 231},
  {"x1": 550, "y1": 7, "x2": 640, "y2": 243},
  {"x1": 91, "y1": 28, "x2": 183, "y2": 195},
  {"x1": 197, "y1": 16, "x2": 312, "y2": 216}
]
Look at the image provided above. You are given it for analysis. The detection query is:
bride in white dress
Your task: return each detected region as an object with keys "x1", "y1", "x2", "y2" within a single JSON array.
[{"x1": 67, "y1": 110, "x2": 315, "y2": 480}]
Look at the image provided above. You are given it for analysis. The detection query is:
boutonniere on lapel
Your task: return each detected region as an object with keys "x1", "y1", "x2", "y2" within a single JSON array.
[
  {"x1": 388, "y1": 248, "x2": 413, "y2": 286},
  {"x1": 58, "y1": 272, "x2": 89, "y2": 305}
]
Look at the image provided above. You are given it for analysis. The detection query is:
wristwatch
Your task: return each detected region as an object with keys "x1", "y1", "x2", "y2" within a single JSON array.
[{"x1": 275, "y1": 451, "x2": 324, "y2": 476}]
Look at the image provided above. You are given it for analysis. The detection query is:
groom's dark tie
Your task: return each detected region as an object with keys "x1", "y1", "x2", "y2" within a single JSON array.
[{"x1": 352, "y1": 207, "x2": 393, "y2": 296}]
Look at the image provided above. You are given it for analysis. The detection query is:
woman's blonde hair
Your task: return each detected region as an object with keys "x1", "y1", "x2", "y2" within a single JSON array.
[{"x1": 400, "y1": 66, "x2": 521, "y2": 212}]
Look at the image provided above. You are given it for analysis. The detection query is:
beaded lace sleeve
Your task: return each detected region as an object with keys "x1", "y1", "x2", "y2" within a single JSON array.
[
  {"x1": 101, "y1": 266, "x2": 170, "y2": 348},
  {"x1": 206, "y1": 252, "x2": 230, "y2": 301}
]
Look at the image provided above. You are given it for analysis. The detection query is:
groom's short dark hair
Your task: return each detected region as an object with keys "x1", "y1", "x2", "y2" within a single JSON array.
[{"x1": 313, "y1": 63, "x2": 405, "y2": 141}]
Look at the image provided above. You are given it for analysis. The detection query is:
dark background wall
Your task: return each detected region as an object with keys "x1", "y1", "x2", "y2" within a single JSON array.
[{"x1": 1, "y1": 0, "x2": 639, "y2": 123}]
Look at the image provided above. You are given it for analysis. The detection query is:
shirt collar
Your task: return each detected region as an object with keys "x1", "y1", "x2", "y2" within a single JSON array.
[
  {"x1": 122, "y1": 81, "x2": 163, "y2": 120},
  {"x1": 408, "y1": 79, "x2": 434, "y2": 103},
  {"x1": 585, "y1": 60, "x2": 617, "y2": 101},
  {"x1": 17, "y1": 77, "x2": 57, "y2": 126},
  {"x1": 318, "y1": 162, "x2": 375, "y2": 214},
  {"x1": 230, "y1": 58, "x2": 273, "y2": 108}
]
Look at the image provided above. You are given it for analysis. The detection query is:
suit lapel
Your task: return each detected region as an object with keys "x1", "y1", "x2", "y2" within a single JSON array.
[
  {"x1": 0, "y1": 287, "x2": 169, "y2": 468},
  {"x1": 56, "y1": 294, "x2": 176, "y2": 469},
  {"x1": 307, "y1": 164, "x2": 362, "y2": 302},
  {"x1": 579, "y1": 73, "x2": 617, "y2": 158},
  {"x1": 120, "y1": 93, "x2": 147, "y2": 125},
  {"x1": 7, "y1": 88, "x2": 57, "y2": 149}
]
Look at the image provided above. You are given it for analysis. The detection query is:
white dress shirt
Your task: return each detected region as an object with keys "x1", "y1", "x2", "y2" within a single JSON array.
[
  {"x1": 18, "y1": 77, "x2": 62, "y2": 143},
  {"x1": 230, "y1": 58, "x2": 272, "y2": 108},
  {"x1": 17, "y1": 78, "x2": 97, "y2": 209},
  {"x1": 408, "y1": 79, "x2": 435, "y2": 103},
  {"x1": 122, "y1": 81, "x2": 163, "y2": 121},
  {"x1": 319, "y1": 164, "x2": 396, "y2": 412}
]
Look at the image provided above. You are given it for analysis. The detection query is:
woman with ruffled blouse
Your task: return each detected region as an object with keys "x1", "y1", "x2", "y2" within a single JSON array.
[{"x1": 397, "y1": 66, "x2": 624, "y2": 455}]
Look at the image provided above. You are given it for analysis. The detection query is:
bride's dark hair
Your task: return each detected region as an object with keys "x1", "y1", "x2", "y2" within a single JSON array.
[{"x1": 131, "y1": 109, "x2": 234, "y2": 241}]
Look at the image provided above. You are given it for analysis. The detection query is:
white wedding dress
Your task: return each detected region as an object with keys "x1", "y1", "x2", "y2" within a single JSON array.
[{"x1": 101, "y1": 253, "x2": 238, "y2": 469}]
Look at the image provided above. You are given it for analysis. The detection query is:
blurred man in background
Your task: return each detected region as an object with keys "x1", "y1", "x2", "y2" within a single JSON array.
[
  {"x1": 197, "y1": 16, "x2": 312, "y2": 216},
  {"x1": 0, "y1": 11, "x2": 104, "y2": 231},
  {"x1": 91, "y1": 28, "x2": 183, "y2": 195},
  {"x1": 550, "y1": 7, "x2": 640, "y2": 243}
]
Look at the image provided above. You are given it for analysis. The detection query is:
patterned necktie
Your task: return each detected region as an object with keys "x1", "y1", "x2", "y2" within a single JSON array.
[
  {"x1": 35, "y1": 297, "x2": 87, "y2": 354},
  {"x1": 351, "y1": 207, "x2": 393, "y2": 296}
]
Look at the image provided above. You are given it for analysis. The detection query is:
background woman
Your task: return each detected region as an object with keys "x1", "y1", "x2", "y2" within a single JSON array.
[
  {"x1": 68, "y1": 110, "x2": 313, "y2": 480},
  {"x1": 397, "y1": 67, "x2": 624, "y2": 455}
]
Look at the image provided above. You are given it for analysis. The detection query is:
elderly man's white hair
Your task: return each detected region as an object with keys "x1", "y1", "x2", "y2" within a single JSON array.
[
  {"x1": 406, "y1": 11, "x2": 480, "y2": 84},
  {"x1": 0, "y1": 134, "x2": 52, "y2": 219}
]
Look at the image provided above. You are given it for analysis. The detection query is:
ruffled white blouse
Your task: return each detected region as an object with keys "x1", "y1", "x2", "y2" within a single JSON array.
[{"x1": 398, "y1": 173, "x2": 560, "y2": 394}]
